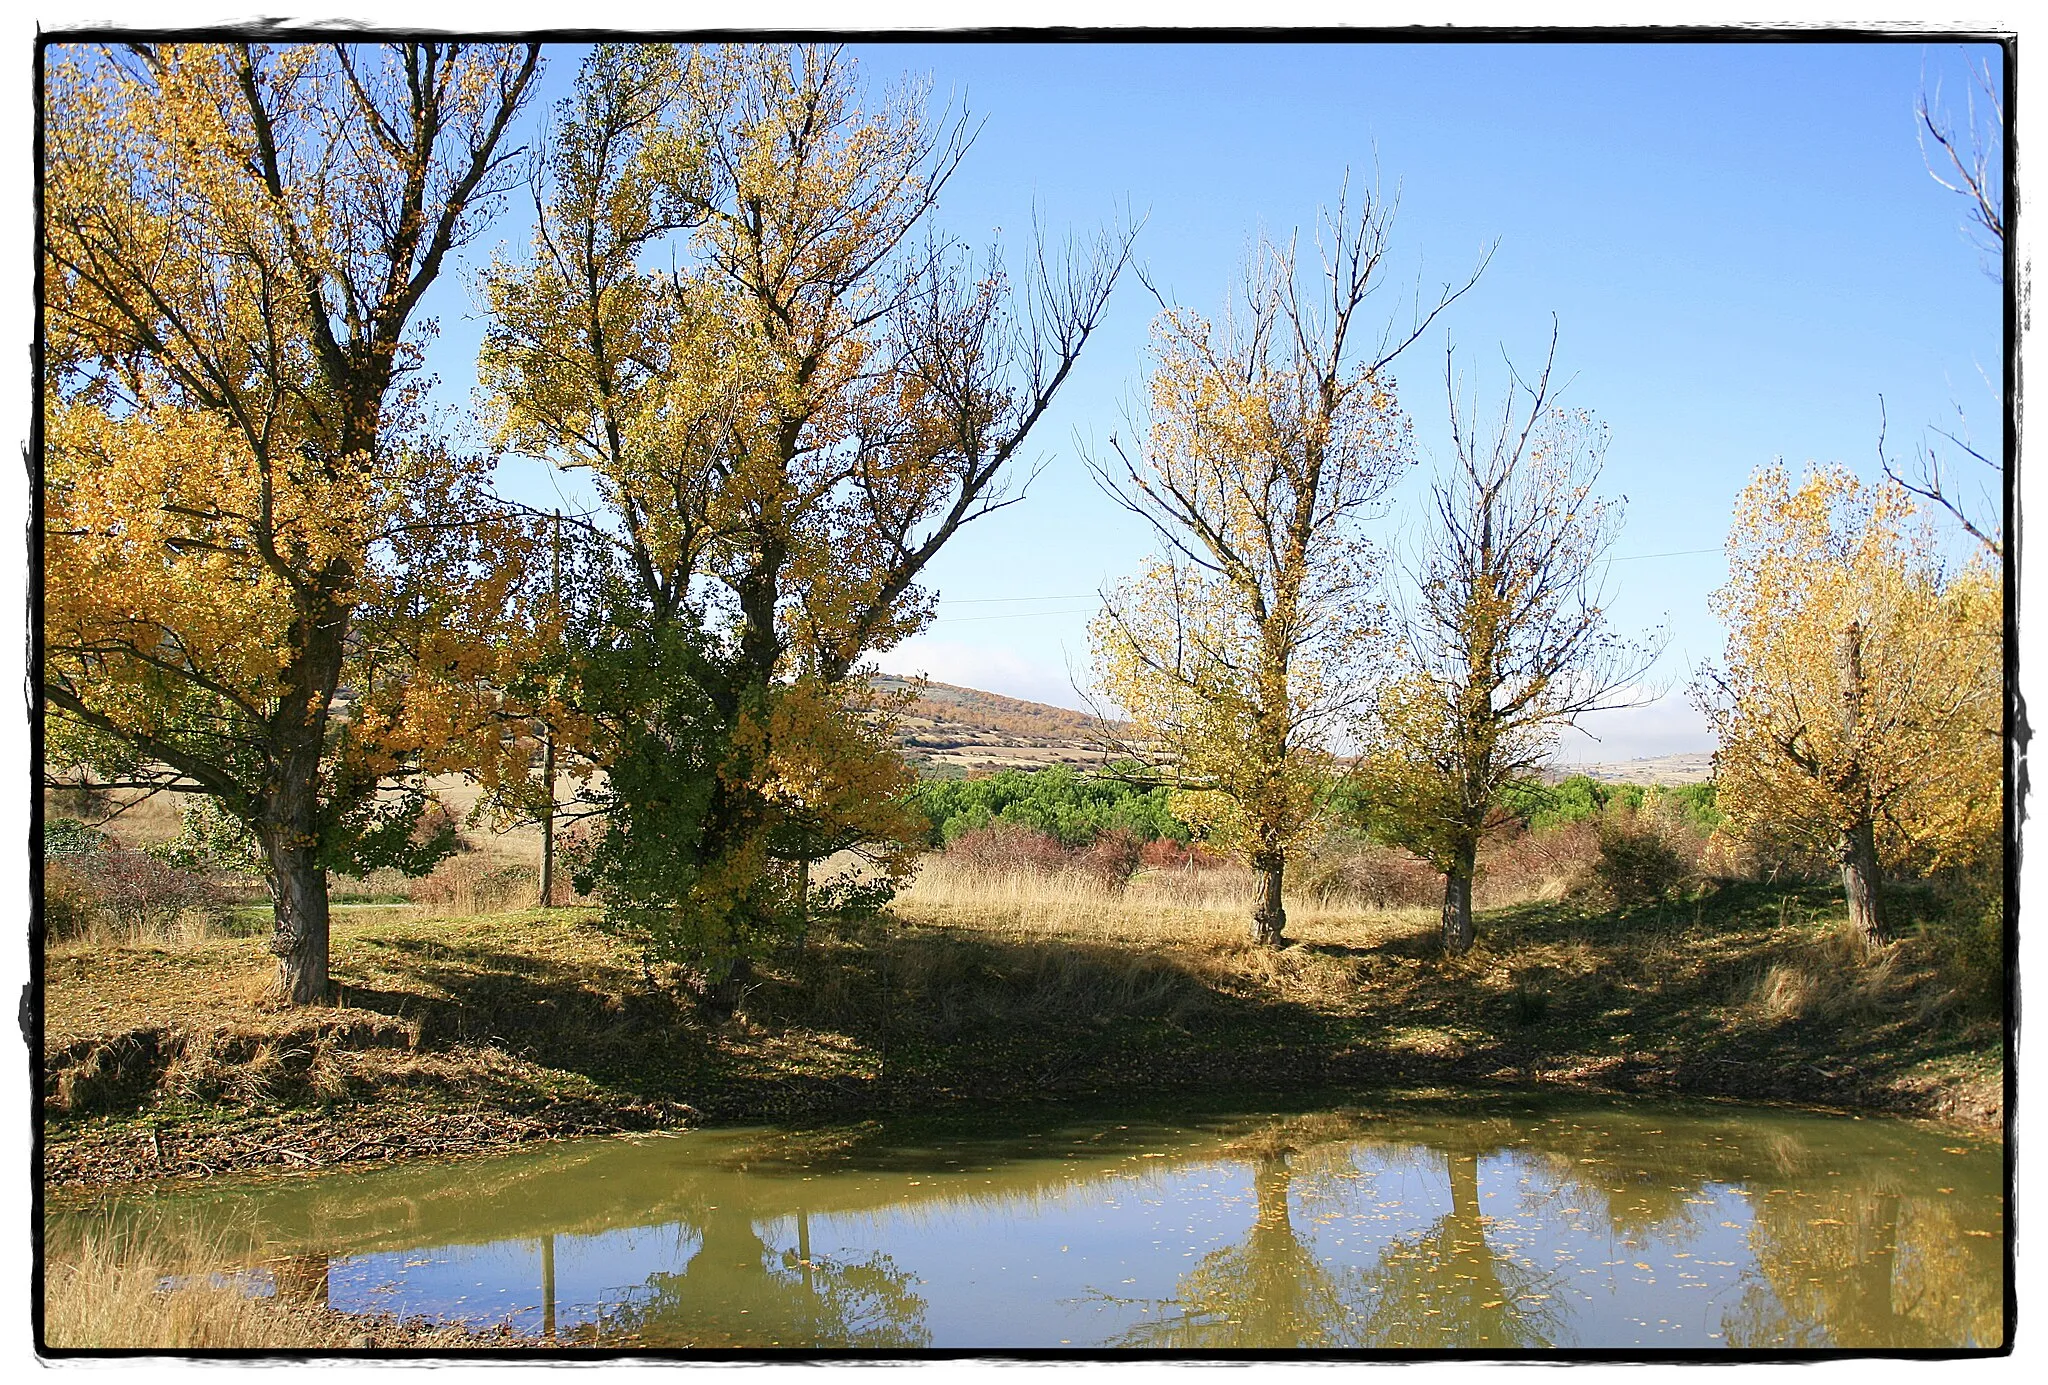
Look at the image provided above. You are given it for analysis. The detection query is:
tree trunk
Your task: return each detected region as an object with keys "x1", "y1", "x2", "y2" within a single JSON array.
[
  {"x1": 1440, "y1": 866, "x2": 1476, "y2": 955},
  {"x1": 1841, "y1": 818, "x2": 1886, "y2": 945},
  {"x1": 796, "y1": 855, "x2": 810, "y2": 950},
  {"x1": 1835, "y1": 622, "x2": 1884, "y2": 944},
  {"x1": 262, "y1": 803, "x2": 332, "y2": 1006},
  {"x1": 1250, "y1": 850, "x2": 1286, "y2": 946}
]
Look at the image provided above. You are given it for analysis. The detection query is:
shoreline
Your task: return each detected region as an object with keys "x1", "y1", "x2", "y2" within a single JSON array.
[{"x1": 44, "y1": 1029, "x2": 2003, "y2": 1196}]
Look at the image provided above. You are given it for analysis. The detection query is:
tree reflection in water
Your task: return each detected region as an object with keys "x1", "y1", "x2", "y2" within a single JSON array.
[
  {"x1": 1722, "y1": 1184, "x2": 2003, "y2": 1348},
  {"x1": 1342, "y1": 1152, "x2": 1566, "y2": 1349},
  {"x1": 590, "y1": 1203, "x2": 931, "y2": 1348},
  {"x1": 1112, "y1": 1138, "x2": 1563, "y2": 1349},
  {"x1": 72, "y1": 1099, "x2": 1999, "y2": 1351}
]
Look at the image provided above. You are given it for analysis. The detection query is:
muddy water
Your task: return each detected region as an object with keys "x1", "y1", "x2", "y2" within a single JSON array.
[{"x1": 52, "y1": 1096, "x2": 2004, "y2": 1351}]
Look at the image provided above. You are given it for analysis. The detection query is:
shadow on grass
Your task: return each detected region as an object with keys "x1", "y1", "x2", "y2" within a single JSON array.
[{"x1": 51, "y1": 876, "x2": 2000, "y2": 1134}]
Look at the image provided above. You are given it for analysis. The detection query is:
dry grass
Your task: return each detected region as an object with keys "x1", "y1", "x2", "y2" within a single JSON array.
[
  {"x1": 410, "y1": 851, "x2": 543, "y2": 916},
  {"x1": 1742, "y1": 917, "x2": 1956, "y2": 1028},
  {"x1": 901, "y1": 853, "x2": 1433, "y2": 950},
  {"x1": 41, "y1": 1211, "x2": 535, "y2": 1351},
  {"x1": 41, "y1": 1206, "x2": 357, "y2": 1351}
]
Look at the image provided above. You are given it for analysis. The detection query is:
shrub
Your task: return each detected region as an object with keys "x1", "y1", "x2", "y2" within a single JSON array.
[
  {"x1": 944, "y1": 821, "x2": 1071, "y2": 877},
  {"x1": 1137, "y1": 836, "x2": 1225, "y2": 872},
  {"x1": 1473, "y1": 821, "x2": 1602, "y2": 909},
  {"x1": 1497, "y1": 776, "x2": 1721, "y2": 836},
  {"x1": 44, "y1": 841, "x2": 226, "y2": 942},
  {"x1": 1912, "y1": 852, "x2": 2005, "y2": 1010},
  {"x1": 1590, "y1": 815, "x2": 1692, "y2": 909},
  {"x1": 41, "y1": 860, "x2": 98, "y2": 939},
  {"x1": 43, "y1": 816, "x2": 108, "y2": 860},
  {"x1": 1296, "y1": 839, "x2": 1440, "y2": 910},
  {"x1": 149, "y1": 797, "x2": 263, "y2": 876},
  {"x1": 412, "y1": 856, "x2": 540, "y2": 916},
  {"x1": 910, "y1": 766, "x2": 1193, "y2": 849},
  {"x1": 1074, "y1": 829, "x2": 1144, "y2": 892}
]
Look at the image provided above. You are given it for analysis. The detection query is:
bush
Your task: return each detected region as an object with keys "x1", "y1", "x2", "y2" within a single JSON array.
[
  {"x1": 1137, "y1": 836, "x2": 1224, "y2": 872},
  {"x1": 412, "y1": 856, "x2": 540, "y2": 916},
  {"x1": 1590, "y1": 815, "x2": 1692, "y2": 909},
  {"x1": 43, "y1": 816, "x2": 108, "y2": 860},
  {"x1": 1296, "y1": 839, "x2": 1440, "y2": 910},
  {"x1": 43, "y1": 841, "x2": 226, "y2": 942},
  {"x1": 1473, "y1": 821, "x2": 1602, "y2": 909},
  {"x1": 944, "y1": 821, "x2": 1072, "y2": 877},
  {"x1": 910, "y1": 766, "x2": 1193, "y2": 848},
  {"x1": 1914, "y1": 853, "x2": 2005, "y2": 1009},
  {"x1": 1074, "y1": 830, "x2": 1144, "y2": 893},
  {"x1": 1497, "y1": 776, "x2": 1721, "y2": 836},
  {"x1": 41, "y1": 860, "x2": 98, "y2": 939},
  {"x1": 149, "y1": 798, "x2": 263, "y2": 876}
]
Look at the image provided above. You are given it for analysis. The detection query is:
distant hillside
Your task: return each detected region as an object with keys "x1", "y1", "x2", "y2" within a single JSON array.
[
  {"x1": 875, "y1": 675, "x2": 1714, "y2": 786},
  {"x1": 876, "y1": 676, "x2": 1125, "y2": 777},
  {"x1": 1546, "y1": 752, "x2": 1715, "y2": 787}
]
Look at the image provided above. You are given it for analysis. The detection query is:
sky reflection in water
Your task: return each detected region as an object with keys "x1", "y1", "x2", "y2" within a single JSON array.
[{"x1": 77, "y1": 1097, "x2": 2003, "y2": 1351}]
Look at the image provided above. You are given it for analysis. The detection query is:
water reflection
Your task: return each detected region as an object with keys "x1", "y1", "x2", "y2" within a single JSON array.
[
  {"x1": 594, "y1": 1206, "x2": 930, "y2": 1348},
  {"x1": 59, "y1": 1098, "x2": 2002, "y2": 1351}
]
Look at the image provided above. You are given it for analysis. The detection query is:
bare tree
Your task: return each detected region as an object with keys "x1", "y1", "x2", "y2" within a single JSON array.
[
  {"x1": 1918, "y1": 55, "x2": 2005, "y2": 273},
  {"x1": 1881, "y1": 54, "x2": 2008, "y2": 561},
  {"x1": 1090, "y1": 181, "x2": 1486, "y2": 947},
  {"x1": 1360, "y1": 325, "x2": 1663, "y2": 954}
]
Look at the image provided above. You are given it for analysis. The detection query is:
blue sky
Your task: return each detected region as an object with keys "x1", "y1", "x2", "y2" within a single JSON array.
[{"x1": 429, "y1": 39, "x2": 2006, "y2": 763}]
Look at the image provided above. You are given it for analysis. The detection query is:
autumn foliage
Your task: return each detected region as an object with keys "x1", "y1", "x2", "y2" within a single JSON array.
[
  {"x1": 478, "y1": 44, "x2": 1131, "y2": 980},
  {"x1": 43, "y1": 41, "x2": 546, "y2": 1001},
  {"x1": 1696, "y1": 463, "x2": 2001, "y2": 942},
  {"x1": 1091, "y1": 186, "x2": 1477, "y2": 946}
]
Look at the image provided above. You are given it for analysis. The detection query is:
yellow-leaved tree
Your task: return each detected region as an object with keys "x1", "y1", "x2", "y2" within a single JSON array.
[
  {"x1": 1695, "y1": 463, "x2": 2000, "y2": 943},
  {"x1": 1357, "y1": 331, "x2": 1661, "y2": 954},
  {"x1": 479, "y1": 44, "x2": 1134, "y2": 981},
  {"x1": 42, "y1": 41, "x2": 545, "y2": 1002},
  {"x1": 1090, "y1": 187, "x2": 1482, "y2": 946}
]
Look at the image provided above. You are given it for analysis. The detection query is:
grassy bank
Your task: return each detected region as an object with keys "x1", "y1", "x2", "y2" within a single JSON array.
[{"x1": 43, "y1": 863, "x2": 2003, "y2": 1197}]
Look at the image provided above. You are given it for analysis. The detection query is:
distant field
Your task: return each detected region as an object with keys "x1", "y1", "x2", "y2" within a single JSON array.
[{"x1": 1547, "y1": 753, "x2": 1715, "y2": 787}]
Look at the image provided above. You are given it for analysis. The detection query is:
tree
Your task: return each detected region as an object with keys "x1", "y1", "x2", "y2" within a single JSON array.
[
  {"x1": 1090, "y1": 187, "x2": 1481, "y2": 947},
  {"x1": 1879, "y1": 54, "x2": 2007, "y2": 562},
  {"x1": 1694, "y1": 463, "x2": 2000, "y2": 943},
  {"x1": 480, "y1": 44, "x2": 1134, "y2": 981},
  {"x1": 1358, "y1": 331, "x2": 1660, "y2": 954},
  {"x1": 1917, "y1": 54, "x2": 2005, "y2": 277},
  {"x1": 42, "y1": 42, "x2": 546, "y2": 1002}
]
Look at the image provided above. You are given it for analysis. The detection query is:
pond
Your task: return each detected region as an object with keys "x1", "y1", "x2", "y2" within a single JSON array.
[{"x1": 49, "y1": 1096, "x2": 2004, "y2": 1352}]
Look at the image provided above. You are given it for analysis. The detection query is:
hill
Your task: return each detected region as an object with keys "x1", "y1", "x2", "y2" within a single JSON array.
[
  {"x1": 877, "y1": 676, "x2": 1123, "y2": 777},
  {"x1": 878, "y1": 677, "x2": 1715, "y2": 787}
]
